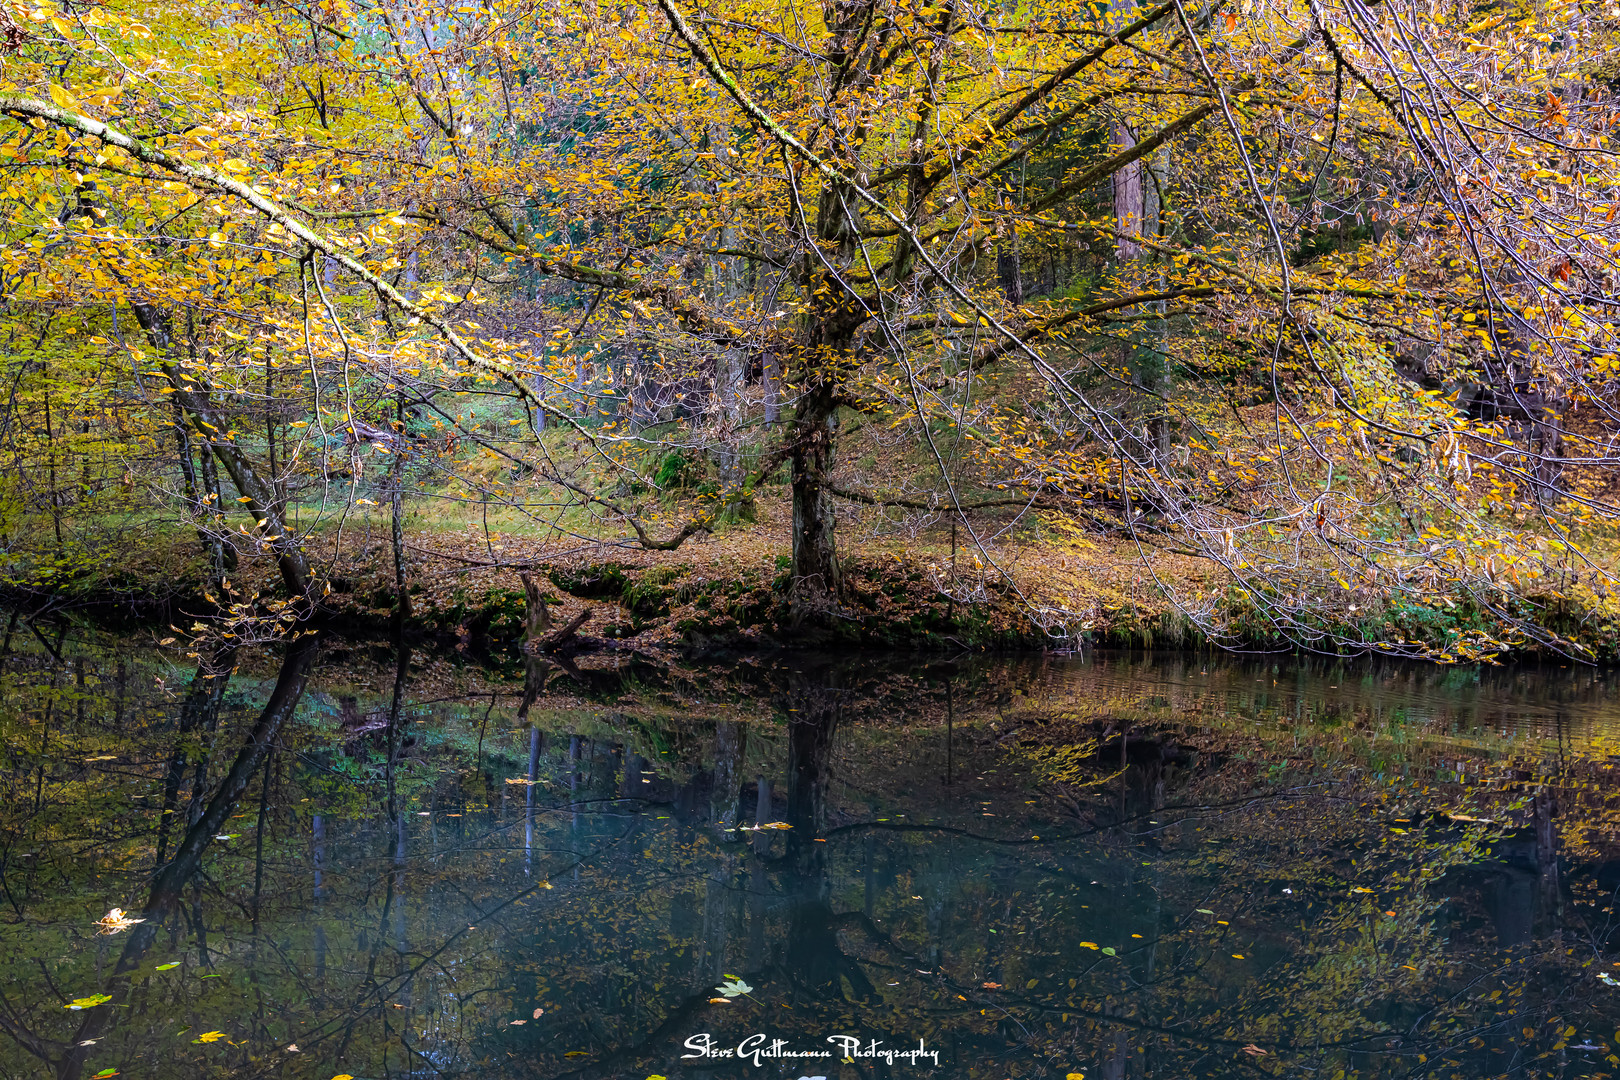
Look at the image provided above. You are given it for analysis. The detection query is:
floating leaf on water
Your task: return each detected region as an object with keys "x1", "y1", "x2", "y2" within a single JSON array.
[
  {"x1": 285, "y1": 1044, "x2": 299, "y2": 1052},
  {"x1": 214, "y1": 834, "x2": 238, "y2": 841},
  {"x1": 1101, "y1": 947, "x2": 1117, "y2": 956},
  {"x1": 1079, "y1": 942, "x2": 1099, "y2": 950},
  {"x1": 715, "y1": 978, "x2": 753, "y2": 998},
  {"x1": 1232, "y1": 954, "x2": 1246, "y2": 959},
  {"x1": 532, "y1": 1008, "x2": 544, "y2": 1019},
  {"x1": 982, "y1": 982, "x2": 1002, "y2": 989},
  {"x1": 91, "y1": 1070, "x2": 118, "y2": 1079},
  {"x1": 707, "y1": 998, "x2": 731, "y2": 1004},
  {"x1": 1195, "y1": 909, "x2": 1214, "y2": 915},
  {"x1": 95, "y1": 909, "x2": 144, "y2": 935},
  {"x1": 66, "y1": 994, "x2": 112, "y2": 1010},
  {"x1": 509, "y1": 1020, "x2": 526, "y2": 1025},
  {"x1": 155, "y1": 962, "x2": 179, "y2": 971},
  {"x1": 191, "y1": 1031, "x2": 227, "y2": 1044}
]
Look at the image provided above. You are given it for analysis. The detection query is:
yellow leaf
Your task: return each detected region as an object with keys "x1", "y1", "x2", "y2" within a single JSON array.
[{"x1": 47, "y1": 84, "x2": 77, "y2": 110}]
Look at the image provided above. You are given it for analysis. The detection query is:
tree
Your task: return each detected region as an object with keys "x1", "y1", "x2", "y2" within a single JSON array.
[{"x1": 0, "y1": 0, "x2": 1617, "y2": 653}]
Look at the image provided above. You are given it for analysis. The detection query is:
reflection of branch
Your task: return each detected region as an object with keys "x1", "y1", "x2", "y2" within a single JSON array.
[
  {"x1": 281, "y1": 827, "x2": 643, "y2": 1062},
  {"x1": 823, "y1": 786, "x2": 1344, "y2": 845},
  {"x1": 52, "y1": 639, "x2": 317, "y2": 1080},
  {"x1": 549, "y1": 969, "x2": 771, "y2": 1080},
  {"x1": 0, "y1": 987, "x2": 63, "y2": 1065}
]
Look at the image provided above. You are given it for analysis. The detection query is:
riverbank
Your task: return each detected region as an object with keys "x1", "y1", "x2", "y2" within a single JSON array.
[
  {"x1": 4, "y1": 509, "x2": 1210, "y2": 651},
  {"x1": 12, "y1": 507, "x2": 1620, "y2": 659}
]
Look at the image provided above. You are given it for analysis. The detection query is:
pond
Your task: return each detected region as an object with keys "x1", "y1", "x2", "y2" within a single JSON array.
[{"x1": 2, "y1": 631, "x2": 1619, "y2": 1080}]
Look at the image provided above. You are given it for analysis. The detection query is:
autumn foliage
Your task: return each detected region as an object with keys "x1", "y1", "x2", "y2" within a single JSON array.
[{"x1": 0, "y1": 0, "x2": 1618, "y2": 657}]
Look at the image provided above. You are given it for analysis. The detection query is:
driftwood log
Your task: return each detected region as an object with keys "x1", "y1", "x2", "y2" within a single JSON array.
[{"x1": 520, "y1": 572, "x2": 592, "y2": 652}]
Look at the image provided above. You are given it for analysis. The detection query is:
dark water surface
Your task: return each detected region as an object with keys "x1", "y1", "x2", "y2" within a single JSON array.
[{"x1": 2, "y1": 632, "x2": 1619, "y2": 1080}]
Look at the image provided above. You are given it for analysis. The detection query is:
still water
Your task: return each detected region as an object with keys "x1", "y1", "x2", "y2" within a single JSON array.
[{"x1": 1, "y1": 632, "x2": 1618, "y2": 1080}]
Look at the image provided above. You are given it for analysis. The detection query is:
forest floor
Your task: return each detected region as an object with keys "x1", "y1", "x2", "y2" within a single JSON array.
[
  {"x1": 27, "y1": 479, "x2": 1620, "y2": 659},
  {"x1": 52, "y1": 490, "x2": 1215, "y2": 652},
  {"x1": 282, "y1": 495, "x2": 1216, "y2": 651},
  {"x1": 21, "y1": 403, "x2": 1620, "y2": 658}
]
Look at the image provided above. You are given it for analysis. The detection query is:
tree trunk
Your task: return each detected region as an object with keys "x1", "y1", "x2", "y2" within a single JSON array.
[
  {"x1": 762, "y1": 350, "x2": 782, "y2": 425},
  {"x1": 202, "y1": 435, "x2": 312, "y2": 597},
  {"x1": 714, "y1": 347, "x2": 745, "y2": 487},
  {"x1": 390, "y1": 396, "x2": 411, "y2": 621},
  {"x1": 997, "y1": 190, "x2": 1023, "y2": 303},
  {"x1": 1113, "y1": 122, "x2": 1144, "y2": 262},
  {"x1": 129, "y1": 303, "x2": 311, "y2": 599},
  {"x1": 788, "y1": 396, "x2": 841, "y2": 623},
  {"x1": 172, "y1": 406, "x2": 232, "y2": 584}
]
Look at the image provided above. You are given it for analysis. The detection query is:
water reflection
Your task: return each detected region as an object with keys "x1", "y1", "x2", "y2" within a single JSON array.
[{"x1": 0, "y1": 638, "x2": 1616, "y2": 1079}]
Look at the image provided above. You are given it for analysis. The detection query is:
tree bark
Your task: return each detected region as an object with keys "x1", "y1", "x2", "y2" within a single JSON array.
[
  {"x1": 1113, "y1": 122, "x2": 1144, "y2": 262},
  {"x1": 172, "y1": 405, "x2": 234, "y2": 582},
  {"x1": 391, "y1": 396, "x2": 411, "y2": 621},
  {"x1": 788, "y1": 393, "x2": 841, "y2": 623},
  {"x1": 520, "y1": 571, "x2": 551, "y2": 641},
  {"x1": 129, "y1": 303, "x2": 312, "y2": 599}
]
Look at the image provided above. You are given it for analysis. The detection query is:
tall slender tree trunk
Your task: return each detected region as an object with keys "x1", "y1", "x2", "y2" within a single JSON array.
[
  {"x1": 391, "y1": 396, "x2": 411, "y2": 621},
  {"x1": 129, "y1": 303, "x2": 310, "y2": 599},
  {"x1": 172, "y1": 406, "x2": 233, "y2": 585},
  {"x1": 762, "y1": 351, "x2": 782, "y2": 425},
  {"x1": 1113, "y1": 123, "x2": 1144, "y2": 262},
  {"x1": 42, "y1": 375, "x2": 61, "y2": 552},
  {"x1": 788, "y1": 391, "x2": 841, "y2": 623}
]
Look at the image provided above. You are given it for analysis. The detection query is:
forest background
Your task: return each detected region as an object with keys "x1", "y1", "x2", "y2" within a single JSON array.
[{"x1": 0, "y1": 0, "x2": 1617, "y2": 661}]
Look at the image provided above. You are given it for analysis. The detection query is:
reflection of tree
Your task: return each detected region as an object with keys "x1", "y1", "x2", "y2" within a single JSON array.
[
  {"x1": 3, "y1": 644, "x2": 1620, "y2": 1080},
  {"x1": 155, "y1": 648, "x2": 237, "y2": 867},
  {"x1": 55, "y1": 636, "x2": 318, "y2": 1080},
  {"x1": 768, "y1": 663, "x2": 880, "y2": 1009}
]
